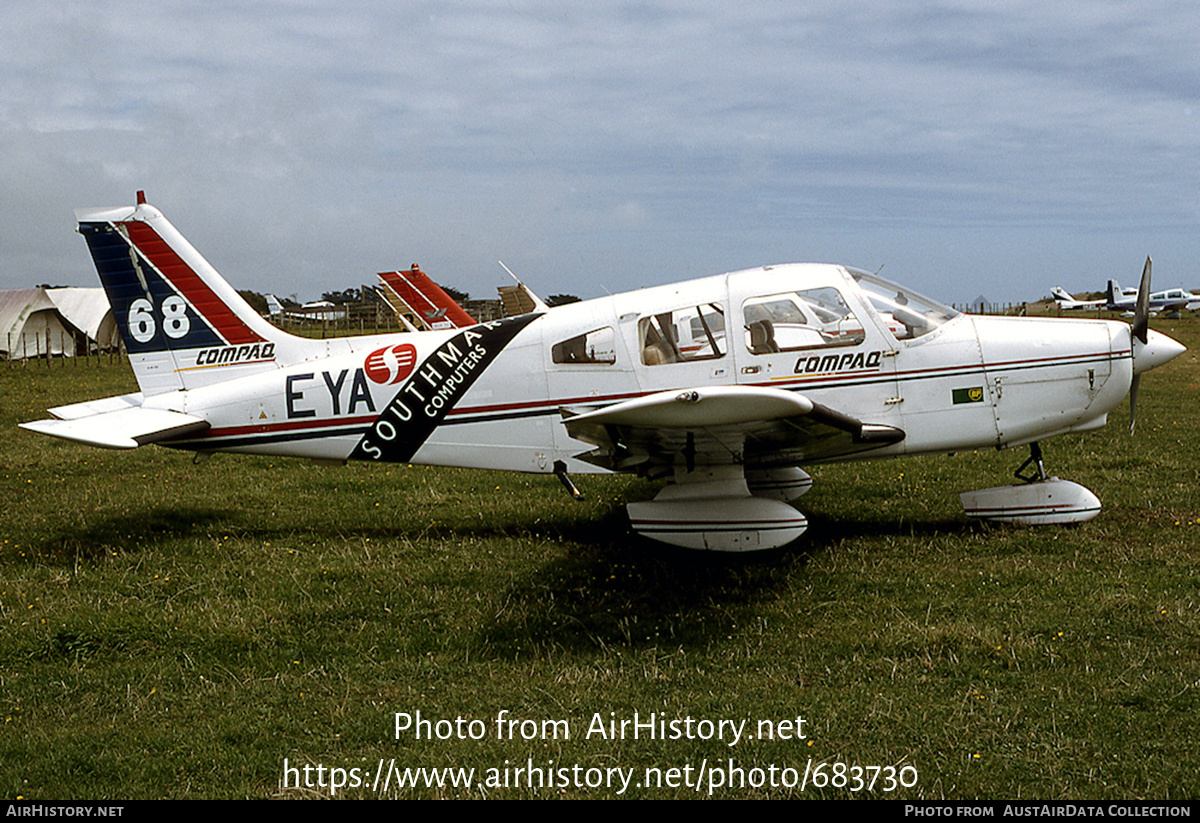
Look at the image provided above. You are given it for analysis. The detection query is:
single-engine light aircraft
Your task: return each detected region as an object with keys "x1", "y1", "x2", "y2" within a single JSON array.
[
  {"x1": 20, "y1": 194, "x2": 1186, "y2": 551},
  {"x1": 265, "y1": 294, "x2": 347, "y2": 323},
  {"x1": 1053, "y1": 281, "x2": 1200, "y2": 315}
]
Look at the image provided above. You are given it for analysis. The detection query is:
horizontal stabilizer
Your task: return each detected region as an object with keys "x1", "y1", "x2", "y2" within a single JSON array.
[
  {"x1": 48, "y1": 393, "x2": 144, "y2": 420},
  {"x1": 20, "y1": 406, "x2": 209, "y2": 450}
]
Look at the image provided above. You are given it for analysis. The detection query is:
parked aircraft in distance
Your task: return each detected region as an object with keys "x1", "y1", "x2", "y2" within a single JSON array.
[
  {"x1": 20, "y1": 193, "x2": 1187, "y2": 551},
  {"x1": 265, "y1": 294, "x2": 347, "y2": 323},
  {"x1": 1053, "y1": 272, "x2": 1200, "y2": 315},
  {"x1": 1105, "y1": 280, "x2": 1200, "y2": 315},
  {"x1": 1051, "y1": 285, "x2": 1113, "y2": 311}
]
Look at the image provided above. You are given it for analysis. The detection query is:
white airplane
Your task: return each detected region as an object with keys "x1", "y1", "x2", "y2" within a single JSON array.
[
  {"x1": 20, "y1": 193, "x2": 1187, "y2": 551},
  {"x1": 1106, "y1": 280, "x2": 1200, "y2": 315},
  {"x1": 1053, "y1": 277, "x2": 1200, "y2": 315},
  {"x1": 1050, "y1": 285, "x2": 1110, "y2": 311},
  {"x1": 265, "y1": 293, "x2": 348, "y2": 322}
]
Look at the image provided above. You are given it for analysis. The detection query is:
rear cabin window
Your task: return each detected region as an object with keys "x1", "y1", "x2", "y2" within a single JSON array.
[
  {"x1": 639, "y1": 303, "x2": 726, "y2": 365},
  {"x1": 551, "y1": 326, "x2": 616, "y2": 364}
]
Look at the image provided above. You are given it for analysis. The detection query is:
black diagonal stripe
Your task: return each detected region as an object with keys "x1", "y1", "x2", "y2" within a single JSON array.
[{"x1": 351, "y1": 313, "x2": 541, "y2": 462}]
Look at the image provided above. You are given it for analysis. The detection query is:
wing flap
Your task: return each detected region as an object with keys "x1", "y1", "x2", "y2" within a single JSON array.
[
  {"x1": 562, "y1": 385, "x2": 903, "y2": 473},
  {"x1": 21, "y1": 406, "x2": 209, "y2": 450}
]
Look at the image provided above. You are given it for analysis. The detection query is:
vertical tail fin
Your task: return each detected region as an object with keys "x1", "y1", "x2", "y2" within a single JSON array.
[{"x1": 77, "y1": 194, "x2": 303, "y2": 396}]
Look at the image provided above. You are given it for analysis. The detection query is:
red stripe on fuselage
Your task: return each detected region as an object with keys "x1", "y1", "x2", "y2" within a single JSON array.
[
  {"x1": 443, "y1": 349, "x2": 1125, "y2": 419},
  {"x1": 194, "y1": 415, "x2": 378, "y2": 440},
  {"x1": 125, "y1": 222, "x2": 265, "y2": 345}
]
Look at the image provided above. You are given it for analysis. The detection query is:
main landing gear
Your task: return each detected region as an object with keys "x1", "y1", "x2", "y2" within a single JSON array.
[{"x1": 624, "y1": 465, "x2": 814, "y2": 552}]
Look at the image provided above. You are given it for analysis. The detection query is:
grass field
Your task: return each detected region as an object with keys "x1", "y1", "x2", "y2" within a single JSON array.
[{"x1": 2, "y1": 319, "x2": 1198, "y2": 799}]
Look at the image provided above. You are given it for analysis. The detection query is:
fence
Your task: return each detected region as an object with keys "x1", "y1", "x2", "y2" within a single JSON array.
[
  {"x1": 3, "y1": 328, "x2": 124, "y2": 367},
  {"x1": 951, "y1": 302, "x2": 1029, "y2": 316}
]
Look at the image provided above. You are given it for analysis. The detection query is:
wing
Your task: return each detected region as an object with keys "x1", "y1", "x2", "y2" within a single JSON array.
[
  {"x1": 20, "y1": 394, "x2": 209, "y2": 449},
  {"x1": 562, "y1": 385, "x2": 904, "y2": 475}
]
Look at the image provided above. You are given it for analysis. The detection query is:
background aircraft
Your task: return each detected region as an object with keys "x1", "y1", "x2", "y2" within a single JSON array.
[
  {"x1": 265, "y1": 294, "x2": 347, "y2": 322},
  {"x1": 20, "y1": 194, "x2": 1186, "y2": 551},
  {"x1": 1053, "y1": 269, "x2": 1200, "y2": 315},
  {"x1": 1107, "y1": 279, "x2": 1200, "y2": 315},
  {"x1": 1051, "y1": 285, "x2": 1111, "y2": 311}
]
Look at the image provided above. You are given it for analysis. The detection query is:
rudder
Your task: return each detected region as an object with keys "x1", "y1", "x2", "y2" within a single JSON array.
[{"x1": 77, "y1": 193, "x2": 301, "y2": 396}]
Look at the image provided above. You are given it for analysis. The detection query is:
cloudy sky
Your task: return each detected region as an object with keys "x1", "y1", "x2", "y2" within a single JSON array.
[{"x1": 2, "y1": 1, "x2": 1197, "y2": 305}]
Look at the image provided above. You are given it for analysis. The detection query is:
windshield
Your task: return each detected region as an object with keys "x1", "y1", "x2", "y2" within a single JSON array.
[{"x1": 849, "y1": 269, "x2": 959, "y2": 340}]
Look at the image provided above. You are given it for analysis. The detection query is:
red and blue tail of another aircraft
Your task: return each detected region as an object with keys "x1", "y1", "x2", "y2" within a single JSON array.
[{"x1": 76, "y1": 192, "x2": 312, "y2": 396}]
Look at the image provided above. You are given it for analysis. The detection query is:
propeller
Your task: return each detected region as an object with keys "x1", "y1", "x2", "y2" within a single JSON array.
[{"x1": 1128, "y1": 256, "x2": 1151, "y2": 434}]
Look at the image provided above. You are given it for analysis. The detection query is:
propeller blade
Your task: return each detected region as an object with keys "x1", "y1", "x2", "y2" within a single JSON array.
[
  {"x1": 1131, "y1": 256, "x2": 1151, "y2": 345},
  {"x1": 1129, "y1": 373, "x2": 1140, "y2": 435},
  {"x1": 1130, "y1": 256, "x2": 1152, "y2": 434}
]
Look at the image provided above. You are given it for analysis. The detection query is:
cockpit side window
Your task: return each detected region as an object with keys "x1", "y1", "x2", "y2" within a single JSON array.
[
  {"x1": 850, "y1": 270, "x2": 959, "y2": 340},
  {"x1": 552, "y1": 326, "x2": 616, "y2": 365},
  {"x1": 639, "y1": 303, "x2": 725, "y2": 365},
  {"x1": 743, "y1": 288, "x2": 865, "y2": 353}
]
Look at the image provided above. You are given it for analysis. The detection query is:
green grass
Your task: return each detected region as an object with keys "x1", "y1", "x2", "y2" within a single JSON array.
[{"x1": 1, "y1": 320, "x2": 1198, "y2": 799}]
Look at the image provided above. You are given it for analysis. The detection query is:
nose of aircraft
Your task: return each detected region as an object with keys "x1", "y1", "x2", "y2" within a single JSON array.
[{"x1": 1133, "y1": 328, "x2": 1187, "y2": 375}]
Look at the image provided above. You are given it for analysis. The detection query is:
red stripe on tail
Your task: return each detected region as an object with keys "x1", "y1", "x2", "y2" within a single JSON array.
[
  {"x1": 379, "y1": 266, "x2": 475, "y2": 328},
  {"x1": 126, "y1": 222, "x2": 265, "y2": 345}
]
